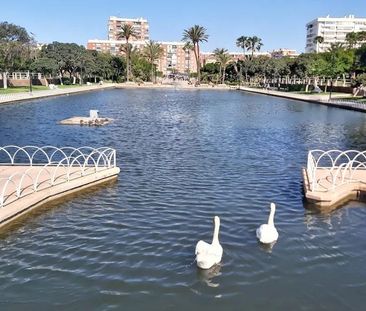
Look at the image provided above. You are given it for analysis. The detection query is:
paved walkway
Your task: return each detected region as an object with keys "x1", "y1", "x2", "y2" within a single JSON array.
[
  {"x1": 238, "y1": 86, "x2": 366, "y2": 113},
  {"x1": 0, "y1": 84, "x2": 115, "y2": 105}
]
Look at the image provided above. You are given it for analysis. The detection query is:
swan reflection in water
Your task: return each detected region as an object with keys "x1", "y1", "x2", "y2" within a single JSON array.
[
  {"x1": 196, "y1": 263, "x2": 222, "y2": 288},
  {"x1": 258, "y1": 240, "x2": 277, "y2": 253}
]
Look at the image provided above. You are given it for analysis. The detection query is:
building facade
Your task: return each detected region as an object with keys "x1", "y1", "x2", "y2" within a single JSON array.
[
  {"x1": 270, "y1": 48, "x2": 299, "y2": 58},
  {"x1": 108, "y1": 16, "x2": 149, "y2": 41},
  {"x1": 86, "y1": 39, "x2": 197, "y2": 75},
  {"x1": 200, "y1": 51, "x2": 271, "y2": 66},
  {"x1": 306, "y1": 15, "x2": 366, "y2": 53}
]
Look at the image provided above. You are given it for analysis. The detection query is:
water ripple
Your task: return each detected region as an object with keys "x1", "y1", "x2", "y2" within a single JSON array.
[{"x1": 0, "y1": 89, "x2": 366, "y2": 310}]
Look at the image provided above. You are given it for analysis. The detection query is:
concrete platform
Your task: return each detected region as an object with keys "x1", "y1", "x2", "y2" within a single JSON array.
[
  {"x1": 59, "y1": 117, "x2": 112, "y2": 126},
  {"x1": 303, "y1": 167, "x2": 366, "y2": 207},
  {"x1": 0, "y1": 165, "x2": 120, "y2": 228}
]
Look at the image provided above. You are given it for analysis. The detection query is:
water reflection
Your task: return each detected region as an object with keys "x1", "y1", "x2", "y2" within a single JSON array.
[
  {"x1": 196, "y1": 263, "x2": 222, "y2": 288},
  {"x1": 258, "y1": 241, "x2": 277, "y2": 253},
  {"x1": 0, "y1": 89, "x2": 366, "y2": 310}
]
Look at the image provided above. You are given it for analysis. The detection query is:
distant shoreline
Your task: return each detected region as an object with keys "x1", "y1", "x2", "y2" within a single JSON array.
[
  {"x1": 1, "y1": 83, "x2": 363, "y2": 114},
  {"x1": 0, "y1": 82, "x2": 235, "y2": 105},
  {"x1": 0, "y1": 84, "x2": 115, "y2": 105}
]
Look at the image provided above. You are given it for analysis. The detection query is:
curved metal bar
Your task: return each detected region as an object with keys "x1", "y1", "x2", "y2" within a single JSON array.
[
  {"x1": 0, "y1": 147, "x2": 15, "y2": 164},
  {"x1": 1, "y1": 175, "x2": 21, "y2": 206},
  {"x1": 3, "y1": 145, "x2": 33, "y2": 165},
  {"x1": 308, "y1": 149, "x2": 366, "y2": 192},
  {"x1": 17, "y1": 167, "x2": 37, "y2": 197},
  {"x1": 0, "y1": 146, "x2": 117, "y2": 208}
]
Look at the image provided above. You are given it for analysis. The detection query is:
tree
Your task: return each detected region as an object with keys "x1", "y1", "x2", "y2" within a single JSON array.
[
  {"x1": 182, "y1": 25, "x2": 208, "y2": 84},
  {"x1": 143, "y1": 40, "x2": 163, "y2": 83},
  {"x1": 130, "y1": 48, "x2": 152, "y2": 82},
  {"x1": 236, "y1": 36, "x2": 251, "y2": 83},
  {"x1": 118, "y1": 24, "x2": 137, "y2": 82},
  {"x1": 109, "y1": 56, "x2": 125, "y2": 82},
  {"x1": 246, "y1": 36, "x2": 263, "y2": 58},
  {"x1": 318, "y1": 44, "x2": 354, "y2": 99},
  {"x1": 0, "y1": 21, "x2": 34, "y2": 88},
  {"x1": 314, "y1": 36, "x2": 324, "y2": 53},
  {"x1": 236, "y1": 36, "x2": 249, "y2": 59},
  {"x1": 213, "y1": 48, "x2": 232, "y2": 83},
  {"x1": 346, "y1": 32, "x2": 359, "y2": 49},
  {"x1": 29, "y1": 57, "x2": 58, "y2": 86},
  {"x1": 183, "y1": 42, "x2": 194, "y2": 74},
  {"x1": 41, "y1": 42, "x2": 85, "y2": 85},
  {"x1": 355, "y1": 43, "x2": 366, "y2": 72}
]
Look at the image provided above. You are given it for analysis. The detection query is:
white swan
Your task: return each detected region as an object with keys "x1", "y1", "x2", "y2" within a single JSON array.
[
  {"x1": 256, "y1": 203, "x2": 279, "y2": 244},
  {"x1": 195, "y1": 216, "x2": 223, "y2": 269}
]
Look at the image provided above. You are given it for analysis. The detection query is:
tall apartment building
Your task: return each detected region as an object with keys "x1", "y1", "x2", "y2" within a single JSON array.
[
  {"x1": 158, "y1": 42, "x2": 197, "y2": 75},
  {"x1": 86, "y1": 39, "x2": 197, "y2": 75},
  {"x1": 108, "y1": 16, "x2": 149, "y2": 41},
  {"x1": 306, "y1": 15, "x2": 366, "y2": 53}
]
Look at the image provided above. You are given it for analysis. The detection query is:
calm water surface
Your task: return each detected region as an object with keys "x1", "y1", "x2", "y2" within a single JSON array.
[{"x1": 0, "y1": 89, "x2": 366, "y2": 310}]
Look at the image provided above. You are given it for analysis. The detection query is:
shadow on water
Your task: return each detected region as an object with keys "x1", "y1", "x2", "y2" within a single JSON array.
[
  {"x1": 196, "y1": 263, "x2": 222, "y2": 288},
  {"x1": 303, "y1": 196, "x2": 366, "y2": 215},
  {"x1": 0, "y1": 178, "x2": 119, "y2": 238},
  {"x1": 258, "y1": 241, "x2": 277, "y2": 253}
]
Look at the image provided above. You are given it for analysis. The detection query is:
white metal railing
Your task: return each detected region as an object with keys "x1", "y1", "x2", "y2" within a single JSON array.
[
  {"x1": 0, "y1": 146, "x2": 117, "y2": 207},
  {"x1": 306, "y1": 150, "x2": 366, "y2": 192}
]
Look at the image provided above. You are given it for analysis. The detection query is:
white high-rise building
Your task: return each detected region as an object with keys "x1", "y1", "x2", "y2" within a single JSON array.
[{"x1": 305, "y1": 15, "x2": 366, "y2": 53}]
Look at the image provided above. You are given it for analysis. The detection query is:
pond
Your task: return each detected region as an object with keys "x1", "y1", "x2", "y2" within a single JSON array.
[{"x1": 0, "y1": 89, "x2": 366, "y2": 310}]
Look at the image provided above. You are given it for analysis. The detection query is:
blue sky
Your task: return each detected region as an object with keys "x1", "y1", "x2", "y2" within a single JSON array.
[{"x1": 1, "y1": 0, "x2": 365, "y2": 53}]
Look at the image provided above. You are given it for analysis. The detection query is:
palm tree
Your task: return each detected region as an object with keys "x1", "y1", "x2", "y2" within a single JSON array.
[
  {"x1": 313, "y1": 36, "x2": 324, "y2": 53},
  {"x1": 213, "y1": 48, "x2": 232, "y2": 84},
  {"x1": 118, "y1": 24, "x2": 138, "y2": 82},
  {"x1": 182, "y1": 25, "x2": 209, "y2": 84},
  {"x1": 143, "y1": 40, "x2": 164, "y2": 83},
  {"x1": 183, "y1": 41, "x2": 194, "y2": 74},
  {"x1": 236, "y1": 36, "x2": 249, "y2": 59},
  {"x1": 246, "y1": 36, "x2": 263, "y2": 58}
]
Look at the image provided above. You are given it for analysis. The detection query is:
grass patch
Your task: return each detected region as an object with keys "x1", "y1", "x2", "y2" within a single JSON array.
[
  {"x1": 0, "y1": 84, "x2": 91, "y2": 94},
  {"x1": 0, "y1": 85, "x2": 48, "y2": 94}
]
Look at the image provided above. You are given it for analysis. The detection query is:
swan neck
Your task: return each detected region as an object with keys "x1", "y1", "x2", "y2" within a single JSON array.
[
  {"x1": 268, "y1": 208, "x2": 275, "y2": 226},
  {"x1": 212, "y1": 221, "x2": 220, "y2": 244}
]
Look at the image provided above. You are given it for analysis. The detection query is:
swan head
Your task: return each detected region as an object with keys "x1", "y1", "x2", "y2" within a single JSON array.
[{"x1": 270, "y1": 203, "x2": 276, "y2": 211}]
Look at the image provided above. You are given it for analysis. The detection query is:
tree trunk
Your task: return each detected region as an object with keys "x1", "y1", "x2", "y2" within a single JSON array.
[
  {"x1": 151, "y1": 63, "x2": 155, "y2": 83},
  {"x1": 218, "y1": 64, "x2": 222, "y2": 84},
  {"x1": 3, "y1": 72, "x2": 7, "y2": 89},
  {"x1": 328, "y1": 80, "x2": 333, "y2": 101},
  {"x1": 126, "y1": 40, "x2": 130, "y2": 82},
  {"x1": 222, "y1": 66, "x2": 226, "y2": 84},
  {"x1": 193, "y1": 43, "x2": 201, "y2": 85}
]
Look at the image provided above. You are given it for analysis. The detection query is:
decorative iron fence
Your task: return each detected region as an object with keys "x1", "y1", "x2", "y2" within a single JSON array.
[
  {"x1": 0, "y1": 146, "x2": 117, "y2": 207},
  {"x1": 306, "y1": 150, "x2": 366, "y2": 191}
]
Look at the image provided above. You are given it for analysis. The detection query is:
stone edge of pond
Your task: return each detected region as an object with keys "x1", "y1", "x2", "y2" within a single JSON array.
[{"x1": 238, "y1": 87, "x2": 366, "y2": 113}]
